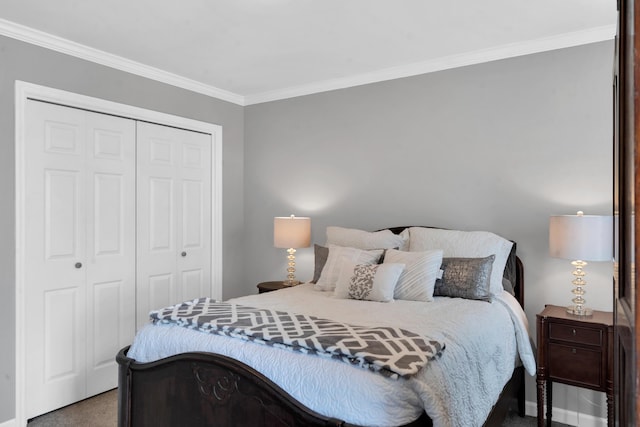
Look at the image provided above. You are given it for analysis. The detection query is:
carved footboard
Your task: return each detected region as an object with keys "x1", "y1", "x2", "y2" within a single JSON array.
[
  {"x1": 117, "y1": 346, "x2": 522, "y2": 427},
  {"x1": 117, "y1": 347, "x2": 348, "y2": 426},
  {"x1": 118, "y1": 347, "x2": 435, "y2": 426}
]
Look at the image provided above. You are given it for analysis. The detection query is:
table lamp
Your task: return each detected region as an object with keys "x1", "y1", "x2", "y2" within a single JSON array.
[
  {"x1": 274, "y1": 215, "x2": 311, "y2": 286},
  {"x1": 549, "y1": 211, "x2": 613, "y2": 316}
]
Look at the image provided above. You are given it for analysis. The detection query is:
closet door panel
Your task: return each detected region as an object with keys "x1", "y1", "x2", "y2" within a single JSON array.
[
  {"x1": 85, "y1": 112, "x2": 136, "y2": 395},
  {"x1": 182, "y1": 179, "x2": 204, "y2": 249},
  {"x1": 137, "y1": 124, "x2": 179, "y2": 327},
  {"x1": 142, "y1": 177, "x2": 177, "y2": 312},
  {"x1": 178, "y1": 132, "x2": 212, "y2": 303},
  {"x1": 24, "y1": 101, "x2": 88, "y2": 418},
  {"x1": 148, "y1": 273, "x2": 175, "y2": 311},
  {"x1": 149, "y1": 177, "x2": 175, "y2": 251},
  {"x1": 89, "y1": 279, "x2": 123, "y2": 386},
  {"x1": 45, "y1": 170, "x2": 82, "y2": 260},
  {"x1": 24, "y1": 100, "x2": 136, "y2": 417},
  {"x1": 137, "y1": 122, "x2": 211, "y2": 328},
  {"x1": 93, "y1": 173, "x2": 124, "y2": 255},
  {"x1": 182, "y1": 269, "x2": 204, "y2": 302}
]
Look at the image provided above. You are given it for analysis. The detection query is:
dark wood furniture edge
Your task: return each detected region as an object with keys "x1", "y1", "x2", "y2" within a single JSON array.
[
  {"x1": 536, "y1": 305, "x2": 614, "y2": 427},
  {"x1": 536, "y1": 311, "x2": 548, "y2": 425},
  {"x1": 118, "y1": 345, "x2": 523, "y2": 427},
  {"x1": 117, "y1": 347, "x2": 375, "y2": 427},
  {"x1": 257, "y1": 280, "x2": 287, "y2": 293},
  {"x1": 117, "y1": 225, "x2": 526, "y2": 426}
]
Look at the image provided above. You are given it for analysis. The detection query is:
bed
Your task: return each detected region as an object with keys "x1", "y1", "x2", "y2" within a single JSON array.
[{"x1": 117, "y1": 226, "x2": 536, "y2": 427}]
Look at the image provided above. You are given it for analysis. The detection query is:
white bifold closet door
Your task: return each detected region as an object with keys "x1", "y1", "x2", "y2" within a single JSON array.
[
  {"x1": 136, "y1": 122, "x2": 212, "y2": 329},
  {"x1": 24, "y1": 100, "x2": 136, "y2": 418}
]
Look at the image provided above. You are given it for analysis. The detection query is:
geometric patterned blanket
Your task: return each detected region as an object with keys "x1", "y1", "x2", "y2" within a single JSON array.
[{"x1": 150, "y1": 297, "x2": 445, "y2": 379}]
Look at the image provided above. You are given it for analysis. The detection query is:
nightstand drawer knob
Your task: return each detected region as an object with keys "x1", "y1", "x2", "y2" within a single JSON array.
[
  {"x1": 572, "y1": 329, "x2": 576, "y2": 336},
  {"x1": 572, "y1": 348, "x2": 577, "y2": 354}
]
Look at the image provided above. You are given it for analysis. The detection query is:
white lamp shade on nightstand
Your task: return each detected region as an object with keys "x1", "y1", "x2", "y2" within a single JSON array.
[
  {"x1": 549, "y1": 214, "x2": 613, "y2": 262},
  {"x1": 549, "y1": 212, "x2": 613, "y2": 316},
  {"x1": 274, "y1": 216, "x2": 311, "y2": 249}
]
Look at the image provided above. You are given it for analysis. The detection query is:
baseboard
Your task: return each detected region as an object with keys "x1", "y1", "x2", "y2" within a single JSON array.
[
  {"x1": 525, "y1": 400, "x2": 607, "y2": 426},
  {"x1": 0, "y1": 418, "x2": 17, "y2": 427}
]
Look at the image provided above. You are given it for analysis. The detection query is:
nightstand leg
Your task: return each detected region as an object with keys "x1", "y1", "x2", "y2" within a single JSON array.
[
  {"x1": 545, "y1": 379, "x2": 552, "y2": 427},
  {"x1": 606, "y1": 392, "x2": 613, "y2": 427},
  {"x1": 536, "y1": 378, "x2": 545, "y2": 427}
]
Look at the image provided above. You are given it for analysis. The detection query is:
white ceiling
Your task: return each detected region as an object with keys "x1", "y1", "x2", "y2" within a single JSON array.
[{"x1": 0, "y1": 0, "x2": 617, "y2": 105}]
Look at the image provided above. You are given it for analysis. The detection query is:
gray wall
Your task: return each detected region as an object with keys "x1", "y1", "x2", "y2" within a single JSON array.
[
  {"x1": 0, "y1": 34, "x2": 614, "y2": 423},
  {"x1": 244, "y1": 41, "x2": 614, "y2": 420},
  {"x1": 0, "y1": 35, "x2": 245, "y2": 423}
]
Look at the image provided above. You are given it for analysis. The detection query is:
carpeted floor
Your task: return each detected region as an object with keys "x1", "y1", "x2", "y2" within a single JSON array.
[
  {"x1": 28, "y1": 389, "x2": 118, "y2": 427},
  {"x1": 27, "y1": 389, "x2": 568, "y2": 426}
]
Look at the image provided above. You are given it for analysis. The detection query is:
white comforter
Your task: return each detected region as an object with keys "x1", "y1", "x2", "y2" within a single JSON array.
[{"x1": 128, "y1": 284, "x2": 535, "y2": 427}]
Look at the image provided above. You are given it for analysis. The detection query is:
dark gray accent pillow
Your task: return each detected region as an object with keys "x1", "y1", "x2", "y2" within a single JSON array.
[
  {"x1": 433, "y1": 255, "x2": 495, "y2": 301},
  {"x1": 311, "y1": 244, "x2": 329, "y2": 284},
  {"x1": 502, "y1": 278, "x2": 515, "y2": 296}
]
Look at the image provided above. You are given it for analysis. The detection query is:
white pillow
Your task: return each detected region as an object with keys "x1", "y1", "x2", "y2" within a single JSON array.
[
  {"x1": 326, "y1": 226, "x2": 406, "y2": 250},
  {"x1": 408, "y1": 228, "x2": 513, "y2": 297},
  {"x1": 398, "y1": 228, "x2": 411, "y2": 251},
  {"x1": 334, "y1": 260, "x2": 405, "y2": 302},
  {"x1": 383, "y1": 249, "x2": 443, "y2": 302},
  {"x1": 314, "y1": 244, "x2": 384, "y2": 291}
]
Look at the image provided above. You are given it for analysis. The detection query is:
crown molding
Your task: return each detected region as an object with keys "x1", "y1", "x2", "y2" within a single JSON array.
[
  {"x1": 0, "y1": 18, "x2": 246, "y2": 106},
  {"x1": 244, "y1": 25, "x2": 616, "y2": 105},
  {"x1": 0, "y1": 18, "x2": 615, "y2": 107}
]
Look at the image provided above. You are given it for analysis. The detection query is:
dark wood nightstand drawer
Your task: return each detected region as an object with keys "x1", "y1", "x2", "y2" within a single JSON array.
[
  {"x1": 536, "y1": 305, "x2": 613, "y2": 427},
  {"x1": 548, "y1": 343, "x2": 604, "y2": 388},
  {"x1": 549, "y1": 323, "x2": 603, "y2": 347}
]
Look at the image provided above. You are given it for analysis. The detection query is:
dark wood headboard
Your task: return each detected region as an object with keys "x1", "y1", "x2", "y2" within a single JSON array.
[{"x1": 384, "y1": 226, "x2": 524, "y2": 308}]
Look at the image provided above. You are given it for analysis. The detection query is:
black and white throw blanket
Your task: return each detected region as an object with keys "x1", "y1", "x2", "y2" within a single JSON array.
[{"x1": 150, "y1": 297, "x2": 444, "y2": 378}]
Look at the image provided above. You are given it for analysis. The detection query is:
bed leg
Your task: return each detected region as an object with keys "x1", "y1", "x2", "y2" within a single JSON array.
[{"x1": 517, "y1": 370, "x2": 526, "y2": 417}]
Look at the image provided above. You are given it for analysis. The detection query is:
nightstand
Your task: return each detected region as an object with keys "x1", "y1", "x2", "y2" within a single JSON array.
[
  {"x1": 536, "y1": 305, "x2": 613, "y2": 427},
  {"x1": 257, "y1": 281, "x2": 288, "y2": 294}
]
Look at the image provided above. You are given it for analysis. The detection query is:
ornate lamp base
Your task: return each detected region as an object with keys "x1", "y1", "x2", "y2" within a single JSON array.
[
  {"x1": 566, "y1": 305, "x2": 593, "y2": 316},
  {"x1": 283, "y1": 247, "x2": 300, "y2": 286},
  {"x1": 566, "y1": 259, "x2": 592, "y2": 316}
]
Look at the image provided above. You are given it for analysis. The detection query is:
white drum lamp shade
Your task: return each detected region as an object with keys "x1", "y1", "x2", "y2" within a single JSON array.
[
  {"x1": 274, "y1": 216, "x2": 311, "y2": 249},
  {"x1": 274, "y1": 215, "x2": 311, "y2": 286},
  {"x1": 549, "y1": 212, "x2": 613, "y2": 315},
  {"x1": 549, "y1": 214, "x2": 613, "y2": 262}
]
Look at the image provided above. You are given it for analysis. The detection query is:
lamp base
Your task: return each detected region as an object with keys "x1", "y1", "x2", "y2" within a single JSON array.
[
  {"x1": 566, "y1": 305, "x2": 593, "y2": 316},
  {"x1": 283, "y1": 279, "x2": 300, "y2": 287},
  {"x1": 565, "y1": 259, "x2": 593, "y2": 317}
]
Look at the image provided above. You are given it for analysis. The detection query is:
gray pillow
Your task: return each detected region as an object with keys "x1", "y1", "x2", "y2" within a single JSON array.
[
  {"x1": 311, "y1": 244, "x2": 329, "y2": 284},
  {"x1": 433, "y1": 255, "x2": 495, "y2": 301},
  {"x1": 502, "y1": 278, "x2": 515, "y2": 296}
]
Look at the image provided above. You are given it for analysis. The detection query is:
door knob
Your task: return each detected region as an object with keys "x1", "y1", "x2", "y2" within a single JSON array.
[
  {"x1": 75, "y1": 262, "x2": 82, "y2": 269},
  {"x1": 181, "y1": 251, "x2": 187, "y2": 257}
]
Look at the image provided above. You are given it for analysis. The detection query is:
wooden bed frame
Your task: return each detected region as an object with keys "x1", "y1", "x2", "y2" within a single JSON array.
[{"x1": 117, "y1": 226, "x2": 527, "y2": 426}]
